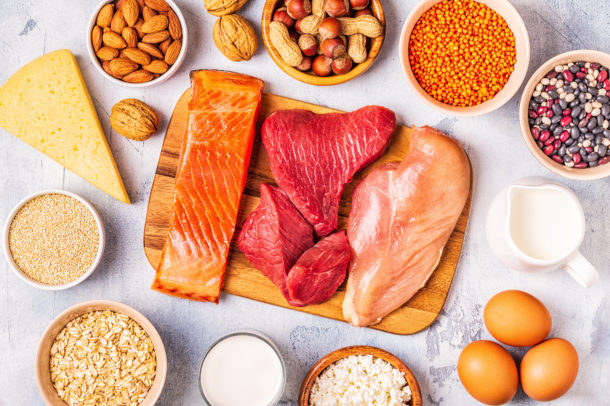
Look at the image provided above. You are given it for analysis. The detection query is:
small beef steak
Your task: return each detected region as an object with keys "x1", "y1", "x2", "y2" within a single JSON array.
[
  {"x1": 237, "y1": 184, "x2": 314, "y2": 297},
  {"x1": 286, "y1": 230, "x2": 351, "y2": 307},
  {"x1": 261, "y1": 106, "x2": 396, "y2": 236}
]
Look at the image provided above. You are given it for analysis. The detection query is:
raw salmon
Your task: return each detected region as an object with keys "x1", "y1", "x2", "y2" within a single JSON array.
[
  {"x1": 343, "y1": 126, "x2": 470, "y2": 326},
  {"x1": 152, "y1": 70, "x2": 264, "y2": 302}
]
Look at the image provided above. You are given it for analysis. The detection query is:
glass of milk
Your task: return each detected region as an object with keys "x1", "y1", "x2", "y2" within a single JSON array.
[
  {"x1": 486, "y1": 177, "x2": 599, "y2": 287},
  {"x1": 199, "y1": 330, "x2": 286, "y2": 406}
]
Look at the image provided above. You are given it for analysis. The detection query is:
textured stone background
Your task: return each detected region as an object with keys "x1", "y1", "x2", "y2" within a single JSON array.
[{"x1": 0, "y1": 1, "x2": 608, "y2": 405}]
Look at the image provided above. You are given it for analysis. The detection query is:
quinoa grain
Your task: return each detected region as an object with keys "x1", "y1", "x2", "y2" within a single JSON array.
[{"x1": 8, "y1": 193, "x2": 100, "y2": 285}]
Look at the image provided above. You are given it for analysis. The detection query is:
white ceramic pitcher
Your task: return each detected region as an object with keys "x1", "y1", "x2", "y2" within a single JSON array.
[{"x1": 486, "y1": 177, "x2": 599, "y2": 287}]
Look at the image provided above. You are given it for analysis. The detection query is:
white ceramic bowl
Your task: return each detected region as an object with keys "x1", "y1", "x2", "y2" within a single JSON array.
[
  {"x1": 86, "y1": 0, "x2": 188, "y2": 88},
  {"x1": 519, "y1": 50, "x2": 610, "y2": 180},
  {"x1": 2, "y1": 190, "x2": 105, "y2": 290},
  {"x1": 399, "y1": 0, "x2": 530, "y2": 117}
]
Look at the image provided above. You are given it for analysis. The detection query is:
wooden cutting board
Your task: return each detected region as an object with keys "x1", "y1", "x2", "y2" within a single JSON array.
[{"x1": 143, "y1": 91, "x2": 472, "y2": 335}]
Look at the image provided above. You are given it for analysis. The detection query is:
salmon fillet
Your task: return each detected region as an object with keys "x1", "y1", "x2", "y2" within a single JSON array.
[
  {"x1": 343, "y1": 126, "x2": 470, "y2": 326},
  {"x1": 152, "y1": 70, "x2": 264, "y2": 302}
]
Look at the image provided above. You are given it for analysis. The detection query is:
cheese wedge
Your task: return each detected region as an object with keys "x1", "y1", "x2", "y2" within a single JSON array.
[{"x1": 0, "y1": 49, "x2": 130, "y2": 203}]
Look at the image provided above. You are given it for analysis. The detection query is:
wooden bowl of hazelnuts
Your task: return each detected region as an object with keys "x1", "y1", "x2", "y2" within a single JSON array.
[{"x1": 262, "y1": 0, "x2": 385, "y2": 85}]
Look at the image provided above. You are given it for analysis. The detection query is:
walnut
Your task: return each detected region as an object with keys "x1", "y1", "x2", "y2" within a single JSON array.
[
  {"x1": 212, "y1": 14, "x2": 258, "y2": 62},
  {"x1": 204, "y1": 0, "x2": 248, "y2": 16},
  {"x1": 110, "y1": 98, "x2": 158, "y2": 141}
]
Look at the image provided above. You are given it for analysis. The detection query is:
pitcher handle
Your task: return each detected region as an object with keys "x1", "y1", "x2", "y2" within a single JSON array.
[{"x1": 563, "y1": 251, "x2": 599, "y2": 287}]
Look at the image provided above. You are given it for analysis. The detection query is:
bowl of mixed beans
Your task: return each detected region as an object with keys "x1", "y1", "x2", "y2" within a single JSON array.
[
  {"x1": 399, "y1": 0, "x2": 530, "y2": 116},
  {"x1": 519, "y1": 50, "x2": 610, "y2": 180}
]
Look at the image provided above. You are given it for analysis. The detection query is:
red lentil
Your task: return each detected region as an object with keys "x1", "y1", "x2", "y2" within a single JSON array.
[{"x1": 408, "y1": 0, "x2": 517, "y2": 107}]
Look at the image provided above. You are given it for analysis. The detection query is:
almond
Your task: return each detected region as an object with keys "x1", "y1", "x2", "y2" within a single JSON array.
[
  {"x1": 159, "y1": 38, "x2": 172, "y2": 54},
  {"x1": 102, "y1": 60, "x2": 124, "y2": 79},
  {"x1": 97, "y1": 4, "x2": 114, "y2": 28},
  {"x1": 109, "y1": 57, "x2": 139, "y2": 76},
  {"x1": 141, "y1": 15, "x2": 168, "y2": 33},
  {"x1": 96, "y1": 46, "x2": 120, "y2": 61},
  {"x1": 136, "y1": 0, "x2": 146, "y2": 8},
  {"x1": 92, "y1": 25, "x2": 103, "y2": 52},
  {"x1": 134, "y1": 18, "x2": 146, "y2": 38},
  {"x1": 167, "y1": 10, "x2": 182, "y2": 40},
  {"x1": 123, "y1": 69, "x2": 154, "y2": 83},
  {"x1": 137, "y1": 42, "x2": 164, "y2": 59},
  {"x1": 123, "y1": 47, "x2": 152, "y2": 65},
  {"x1": 111, "y1": 9, "x2": 127, "y2": 33},
  {"x1": 142, "y1": 30, "x2": 170, "y2": 43},
  {"x1": 145, "y1": 0, "x2": 170, "y2": 12},
  {"x1": 103, "y1": 31, "x2": 127, "y2": 49},
  {"x1": 143, "y1": 60, "x2": 169, "y2": 74},
  {"x1": 164, "y1": 40, "x2": 181, "y2": 65},
  {"x1": 122, "y1": 27, "x2": 138, "y2": 48},
  {"x1": 142, "y1": 6, "x2": 157, "y2": 21},
  {"x1": 122, "y1": 0, "x2": 140, "y2": 26}
]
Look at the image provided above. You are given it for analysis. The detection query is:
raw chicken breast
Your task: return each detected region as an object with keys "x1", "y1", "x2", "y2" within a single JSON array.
[{"x1": 343, "y1": 126, "x2": 470, "y2": 327}]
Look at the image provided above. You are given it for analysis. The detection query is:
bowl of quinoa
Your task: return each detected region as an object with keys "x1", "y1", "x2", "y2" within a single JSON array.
[
  {"x1": 399, "y1": 0, "x2": 530, "y2": 116},
  {"x1": 299, "y1": 346, "x2": 422, "y2": 406},
  {"x1": 2, "y1": 190, "x2": 105, "y2": 290}
]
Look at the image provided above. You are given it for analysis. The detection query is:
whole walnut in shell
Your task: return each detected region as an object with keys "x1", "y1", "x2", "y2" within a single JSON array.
[
  {"x1": 213, "y1": 14, "x2": 258, "y2": 62},
  {"x1": 110, "y1": 99, "x2": 158, "y2": 141},
  {"x1": 204, "y1": 0, "x2": 248, "y2": 16}
]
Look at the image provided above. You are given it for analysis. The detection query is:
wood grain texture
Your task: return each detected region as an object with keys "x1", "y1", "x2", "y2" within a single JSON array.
[
  {"x1": 261, "y1": 0, "x2": 385, "y2": 86},
  {"x1": 297, "y1": 346, "x2": 423, "y2": 406},
  {"x1": 143, "y1": 90, "x2": 472, "y2": 335}
]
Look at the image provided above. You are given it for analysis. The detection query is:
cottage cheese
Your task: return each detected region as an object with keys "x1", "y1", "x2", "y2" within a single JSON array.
[{"x1": 309, "y1": 355, "x2": 412, "y2": 406}]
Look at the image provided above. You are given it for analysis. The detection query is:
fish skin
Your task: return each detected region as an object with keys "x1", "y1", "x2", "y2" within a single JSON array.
[
  {"x1": 152, "y1": 70, "x2": 264, "y2": 303},
  {"x1": 343, "y1": 126, "x2": 470, "y2": 326}
]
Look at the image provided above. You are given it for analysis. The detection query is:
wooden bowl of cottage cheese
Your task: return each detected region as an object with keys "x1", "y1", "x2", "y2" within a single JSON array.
[{"x1": 299, "y1": 346, "x2": 422, "y2": 406}]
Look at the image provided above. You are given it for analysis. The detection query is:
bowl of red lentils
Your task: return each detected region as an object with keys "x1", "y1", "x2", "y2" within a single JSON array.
[
  {"x1": 519, "y1": 50, "x2": 610, "y2": 180},
  {"x1": 2, "y1": 190, "x2": 105, "y2": 290},
  {"x1": 399, "y1": 0, "x2": 530, "y2": 116}
]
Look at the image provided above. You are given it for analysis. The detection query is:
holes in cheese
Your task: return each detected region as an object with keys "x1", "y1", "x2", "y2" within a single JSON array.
[{"x1": 0, "y1": 49, "x2": 130, "y2": 203}]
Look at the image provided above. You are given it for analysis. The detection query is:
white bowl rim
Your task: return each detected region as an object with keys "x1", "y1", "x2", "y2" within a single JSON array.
[
  {"x1": 518, "y1": 49, "x2": 610, "y2": 180},
  {"x1": 36, "y1": 299, "x2": 168, "y2": 405},
  {"x1": 86, "y1": 0, "x2": 188, "y2": 88},
  {"x1": 2, "y1": 189, "x2": 106, "y2": 290},
  {"x1": 399, "y1": 0, "x2": 531, "y2": 117}
]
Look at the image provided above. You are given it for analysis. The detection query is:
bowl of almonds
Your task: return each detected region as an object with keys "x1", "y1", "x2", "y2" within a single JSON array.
[
  {"x1": 36, "y1": 300, "x2": 167, "y2": 406},
  {"x1": 87, "y1": 0, "x2": 187, "y2": 87},
  {"x1": 262, "y1": 0, "x2": 385, "y2": 86}
]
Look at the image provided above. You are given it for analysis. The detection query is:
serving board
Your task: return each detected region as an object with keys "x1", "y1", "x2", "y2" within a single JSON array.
[{"x1": 143, "y1": 91, "x2": 472, "y2": 335}]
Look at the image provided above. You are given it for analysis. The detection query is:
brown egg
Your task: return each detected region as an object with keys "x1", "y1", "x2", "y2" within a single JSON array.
[
  {"x1": 458, "y1": 340, "x2": 519, "y2": 405},
  {"x1": 484, "y1": 290, "x2": 552, "y2": 347},
  {"x1": 520, "y1": 338, "x2": 579, "y2": 401}
]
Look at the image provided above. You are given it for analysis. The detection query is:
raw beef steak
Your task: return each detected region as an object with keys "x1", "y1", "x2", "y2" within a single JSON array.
[
  {"x1": 261, "y1": 106, "x2": 396, "y2": 236},
  {"x1": 237, "y1": 184, "x2": 314, "y2": 297},
  {"x1": 286, "y1": 230, "x2": 351, "y2": 307}
]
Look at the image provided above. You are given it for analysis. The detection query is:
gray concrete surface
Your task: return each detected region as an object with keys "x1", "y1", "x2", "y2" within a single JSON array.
[{"x1": 0, "y1": 0, "x2": 608, "y2": 404}]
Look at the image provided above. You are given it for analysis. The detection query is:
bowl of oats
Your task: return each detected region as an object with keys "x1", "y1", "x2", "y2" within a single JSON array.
[
  {"x1": 299, "y1": 346, "x2": 422, "y2": 406},
  {"x1": 2, "y1": 190, "x2": 105, "y2": 290},
  {"x1": 36, "y1": 300, "x2": 167, "y2": 406}
]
